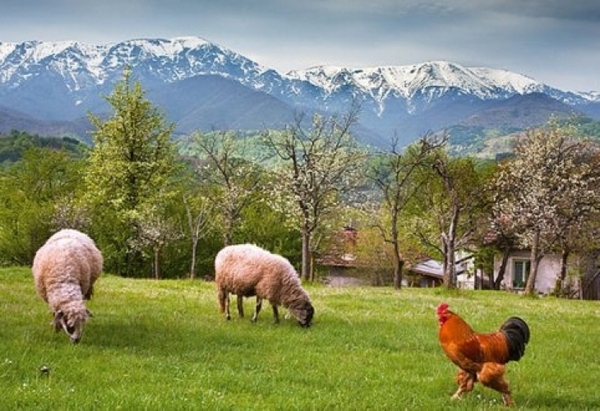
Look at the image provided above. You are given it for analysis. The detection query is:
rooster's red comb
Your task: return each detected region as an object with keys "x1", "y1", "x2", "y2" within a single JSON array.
[{"x1": 437, "y1": 302, "x2": 449, "y2": 314}]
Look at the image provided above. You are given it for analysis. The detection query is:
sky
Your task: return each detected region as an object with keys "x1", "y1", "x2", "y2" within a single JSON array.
[{"x1": 1, "y1": 0, "x2": 599, "y2": 92}]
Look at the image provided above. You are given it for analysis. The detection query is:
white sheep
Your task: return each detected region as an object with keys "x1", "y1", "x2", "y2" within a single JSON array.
[
  {"x1": 214, "y1": 244, "x2": 314, "y2": 327},
  {"x1": 32, "y1": 229, "x2": 103, "y2": 343}
]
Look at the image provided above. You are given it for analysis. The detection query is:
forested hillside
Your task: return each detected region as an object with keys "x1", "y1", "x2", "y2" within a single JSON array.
[{"x1": 0, "y1": 130, "x2": 87, "y2": 163}]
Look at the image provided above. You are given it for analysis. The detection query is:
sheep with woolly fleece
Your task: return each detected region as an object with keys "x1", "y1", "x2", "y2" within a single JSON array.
[
  {"x1": 215, "y1": 244, "x2": 314, "y2": 327},
  {"x1": 32, "y1": 229, "x2": 103, "y2": 343}
]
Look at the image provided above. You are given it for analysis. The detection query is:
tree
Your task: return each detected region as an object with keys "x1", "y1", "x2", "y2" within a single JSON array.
[
  {"x1": 411, "y1": 145, "x2": 489, "y2": 288},
  {"x1": 190, "y1": 130, "x2": 263, "y2": 246},
  {"x1": 365, "y1": 135, "x2": 444, "y2": 289},
  {"x1": 84, "y1": 68, "x2": 178, "y2": 277},
  {"x1": 261, "y1": 108, "x2": 367, "y2": 280},
  {"x1": 493, "y1": 120, "x2": 600, "y2": 295},
  {"x1": 182, "y1": 190, "x2": 213, "y2": 279},
  {"x1": 0, "y1": 147, "x2": 85, "y2": 265}
]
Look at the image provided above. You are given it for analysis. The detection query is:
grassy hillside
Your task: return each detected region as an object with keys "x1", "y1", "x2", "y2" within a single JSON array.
[
  {"x1": 2, "y1": 267, "x2": 599, "y2": 410},
  {"x1": 446, "y1": 116, "x2": 600, "y2": 159}
]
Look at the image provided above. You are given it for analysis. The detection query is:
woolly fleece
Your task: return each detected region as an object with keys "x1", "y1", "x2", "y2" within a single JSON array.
[
  {"x1": 32, "y1": 229, "x2": 103, "y2": 342},
  {"x1": 215, "y1": 244, "x2": 314, "y2": 326}
]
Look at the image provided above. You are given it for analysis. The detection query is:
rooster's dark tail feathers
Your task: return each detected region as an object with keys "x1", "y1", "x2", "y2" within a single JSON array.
[{"x1": 500, "y1": 316, "x2": 530, "y2": 361}]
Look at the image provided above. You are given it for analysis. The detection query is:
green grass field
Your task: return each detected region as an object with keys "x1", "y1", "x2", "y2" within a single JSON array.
[{"x1": 1, "y1": 267, "x2": 599, "y2": 410}]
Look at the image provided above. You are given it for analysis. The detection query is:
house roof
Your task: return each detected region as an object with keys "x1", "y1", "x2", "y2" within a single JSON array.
[
  {"x1": 408, "y1": 258, "x2": 470, "y2": 279},
  {"x1": 409, "y1": 259, "x2": 445, "y2": 279}
]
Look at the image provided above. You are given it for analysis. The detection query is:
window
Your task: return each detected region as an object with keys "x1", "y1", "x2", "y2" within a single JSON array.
[{"x1": 513, "y1": 260, "x2": 530, "y2": 289}]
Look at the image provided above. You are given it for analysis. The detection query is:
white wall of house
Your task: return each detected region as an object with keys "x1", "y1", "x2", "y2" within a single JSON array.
[{"x1": 493, "y1": 250, "x2": 561, "y2": 294}]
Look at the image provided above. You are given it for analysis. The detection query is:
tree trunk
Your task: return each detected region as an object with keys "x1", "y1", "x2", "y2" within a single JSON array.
[
  {"x1": 442, "y1": 234, "x2": 457, "y2": 288},
  {"x1": 494, "y1": 246, "x2": 511, "y2": 290},
  {"x1": 446, "y1": 242, "x2": 457, "y2": 288},
  {"x1": 524, "y1": 230, "x2": 541, "y2": 295},
  {"x1": 189, "y1": 237, "x2": 198, "y2": 279},
  {"x1": 153, "y1": 247, "x2": 161, "y2": 280},
  {"x1": 223, "y1": 220, "x2": 233, "y2": 246},
  {"x1": 442, "y1": 204, "x2": 460, "y2": 289},
  {"x1": 301, "y1": 229, "x2": 311, "y2": 280},
  {"x1": 441, "y1": 237, "x2": 451, "y2": 288},
  {"x1": 394, "y1": 259, "x2": 405, "y2": 289},
  {"x1": 554, "y1": 249, "x2": 569, "y2": 296},
  {"x1": 392, "y1": 240, "x2": 403, "y2": 290}
]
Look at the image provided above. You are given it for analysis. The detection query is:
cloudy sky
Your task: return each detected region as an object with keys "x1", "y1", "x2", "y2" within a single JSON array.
[{"x1": 1, "y1": 0, "x2": 599, "y2": 92}]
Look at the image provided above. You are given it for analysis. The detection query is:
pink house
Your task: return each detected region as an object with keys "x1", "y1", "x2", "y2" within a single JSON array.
[{"x1": 493, "y1": 250, "x2": 562, "y2": 294}]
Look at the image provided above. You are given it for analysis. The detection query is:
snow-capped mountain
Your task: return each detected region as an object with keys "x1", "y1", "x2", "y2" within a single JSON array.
[
  {"x1": 0, "y1": 37, "x2": 270, "y2": 90},
  {"x1": 0, "y1": 36, "x2": 598, "y2": 147},
  {"x1": 289, "y1": 62, "x2": 592, "y2": 112}
]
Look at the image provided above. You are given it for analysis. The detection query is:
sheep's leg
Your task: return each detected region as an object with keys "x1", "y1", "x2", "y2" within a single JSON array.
[
  {"x1": 252, "y1": 297, "x2": 263, "y2": 322},
  {"x1": 237, "y1": 295, "x2": 244, "y2": 318},
  {"x1": 84, "y1": 285, "x2": 94, "y2": 300},
  {"x1": 272, "y1": 304, "x2": 280, "y2": 324},
  {"x1": 218, "y1": 289, "x2": 231, "y2": 320}
]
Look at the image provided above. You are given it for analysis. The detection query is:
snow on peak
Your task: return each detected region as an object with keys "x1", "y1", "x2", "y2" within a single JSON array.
[
  {"x1": 290, "y1": 61, "x2": 548, "y2": 100},
  {"x1": 469, "y1": 66, "x2": 541, "y2": 94},
  {"x1": 114, "y1": 36, "x2": 212, "y2": 58},
  {"x1": 1, "y1": 38, "x2": 593, "y2": 107},
  {"x1": 0, "y1": 36, "x2": 252, "y2": 87},
  {"x1": 171, "y1": 36, "x2": 211, "y2": 49}
]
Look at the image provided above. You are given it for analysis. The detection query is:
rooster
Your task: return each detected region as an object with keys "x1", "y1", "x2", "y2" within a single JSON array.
[{"x1": 436, "y1": 302, "x2": 530, "y2": 406}]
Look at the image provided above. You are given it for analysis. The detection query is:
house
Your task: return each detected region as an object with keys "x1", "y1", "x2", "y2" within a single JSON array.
[
  {"x1": 406, "y1": 259, "x2": 444, "y2": 288},
  {"x1": 492, "y1": 249, "x2": 561, "y2": 294},
  {"x1": 318, "y1": 226, "x2": 570, "y2": 294},
  {"x1": 407, "y1": 254, "x2": 481, "y2": 289},
  {"x1": 317, "y1": 226, "x2": 358, "y2": 277}
]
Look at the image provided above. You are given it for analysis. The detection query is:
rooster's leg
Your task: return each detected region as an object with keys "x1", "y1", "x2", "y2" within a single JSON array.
[
  {"x1": 452, "y1": 369, "x2": 476, "y2": 400},
  {"x1": 478, "y1": 363, "x2": 513, "y2": 406}
]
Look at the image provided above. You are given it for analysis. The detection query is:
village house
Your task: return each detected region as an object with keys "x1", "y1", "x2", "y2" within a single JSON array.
[
  {"x1": 318, "y1": 227, "x2": 600, "y2": 299},
  {"x1": 492, "y1": 250, "x2": 560, "y2": 294}
]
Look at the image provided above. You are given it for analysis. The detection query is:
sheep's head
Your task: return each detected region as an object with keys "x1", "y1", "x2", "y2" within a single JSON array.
[
  {"x1": 291, "y1": 301, "x2": 314, "y2": 328},
  {"x1": 53, "y1": 309, "x2": 91, "y2": 343}
]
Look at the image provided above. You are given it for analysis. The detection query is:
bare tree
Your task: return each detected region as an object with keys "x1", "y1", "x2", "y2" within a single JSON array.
[
  {"x1": 183, "y1": 194, "x2": 212, "y2": 279},
  {"x1": 130, "y1": 204, "x2": 182, "y2": 280},
  {"x1": 412, "y1": 144, "x2": 489, "y2": 288},
  {"x1": 191, "y1": 130, "x2": 263, "y2": 246},
  {"x1": 365, "y1": 134, "x2": 444, "y2": 289},
  {"x1": 262, "y1": 108, "x2": 367, "y2": 280}
]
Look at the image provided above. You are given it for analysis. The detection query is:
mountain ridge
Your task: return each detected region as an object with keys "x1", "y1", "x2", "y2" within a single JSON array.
[{"x1": 1, "y1": 36, "x2": 598, "y2": 149}]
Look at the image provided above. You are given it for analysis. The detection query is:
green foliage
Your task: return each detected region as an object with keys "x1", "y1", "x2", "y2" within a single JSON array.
[
  {"x1": 0, "y1": 148, "x2": 85, "y2": 265},
  {"x1": 85, "y1": 69, "x2": 179, "y2": 277},
  {"x1": 0, "y1": 130, "x2": 87, "y2": 164},
  {"x1": 556, "y1": 115, "x2": 600, "y2": 140},
  {"x1": 2, "y1": 266, "x2": 599, "y2": 410},
  {"x1": 447, "y1": 116, "x2": 600, "y2": 159},
  {"x1": 237, "y1": 200, "x2": 303, "y2": 264}
]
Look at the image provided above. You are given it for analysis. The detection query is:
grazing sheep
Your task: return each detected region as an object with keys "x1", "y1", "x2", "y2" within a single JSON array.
[
  {"x1": 32, "y1": 229, "x2": 103, "y2": 343},
  {"x1": 215, "y1": 244, "x2": 314, "y2": 327}
]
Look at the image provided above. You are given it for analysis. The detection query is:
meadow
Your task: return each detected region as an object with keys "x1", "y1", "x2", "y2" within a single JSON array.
[{"x1": 1, "y1": 267, "x2": 599, "y2": 410}]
